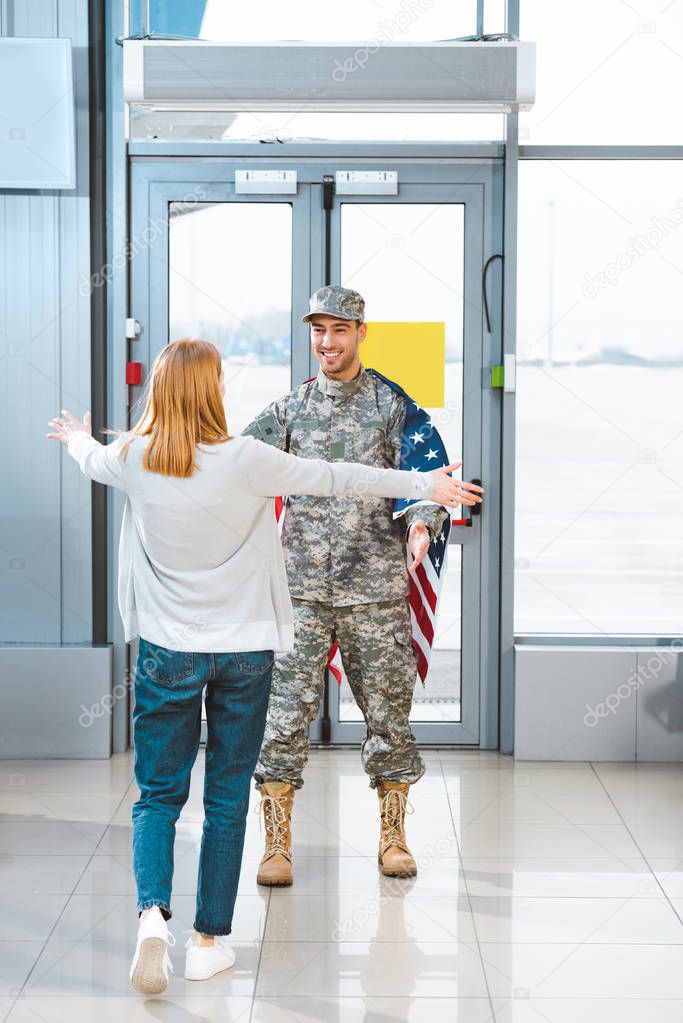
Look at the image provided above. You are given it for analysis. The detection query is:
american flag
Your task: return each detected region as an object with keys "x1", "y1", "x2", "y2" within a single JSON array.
[{"x1": 276, "y1": 369, "x2": 452, "y2": 687}]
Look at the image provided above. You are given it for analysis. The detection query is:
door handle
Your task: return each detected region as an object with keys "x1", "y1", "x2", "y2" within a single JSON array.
[
  {"x1": 451, "y1": 479, "x2": 482, "y2": 529},
  {"x1": 469, "y1": 479, "x2": 482, "y2": 516}
]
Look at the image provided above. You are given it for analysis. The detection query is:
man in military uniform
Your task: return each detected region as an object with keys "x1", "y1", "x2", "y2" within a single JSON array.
[{"x1": 243, "y1": 286, "x2": 482, "y2": 885}]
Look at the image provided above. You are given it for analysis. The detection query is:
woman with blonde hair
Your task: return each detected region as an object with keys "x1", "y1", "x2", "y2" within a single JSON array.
[{"x1": 47, "y1": 338, "x2": 477, "y2": 995}]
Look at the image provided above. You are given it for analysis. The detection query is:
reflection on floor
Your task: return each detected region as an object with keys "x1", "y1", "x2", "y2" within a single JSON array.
[{"x1": 2, "y1": 748, "x2": 683, "y2": 1021}]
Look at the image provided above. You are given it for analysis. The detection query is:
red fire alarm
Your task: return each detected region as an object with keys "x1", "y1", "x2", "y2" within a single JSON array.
[{"x1": 126, "y1": 362, "x2": 142, "y2": 385}]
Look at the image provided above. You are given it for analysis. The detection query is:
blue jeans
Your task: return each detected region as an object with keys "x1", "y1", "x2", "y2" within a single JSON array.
[{"x1": 132, "y1": 638, "x2": 273, "y2": 935}]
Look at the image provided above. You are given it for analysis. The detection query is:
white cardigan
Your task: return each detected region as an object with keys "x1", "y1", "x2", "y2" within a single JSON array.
[{"x1": 67, "y1": 432, "x2": 436, "y2": 654}]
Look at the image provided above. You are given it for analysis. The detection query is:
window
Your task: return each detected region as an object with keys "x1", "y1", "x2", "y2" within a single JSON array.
[
  {"x1": 515, "y1": 160, "x2": 683, "y2": 634},
  {"x1": 132, "y1": 0, "x2": 497, "y2": 43},
  {"x1": 520, "y1": 0, "x2": 683, "y2": 143}
]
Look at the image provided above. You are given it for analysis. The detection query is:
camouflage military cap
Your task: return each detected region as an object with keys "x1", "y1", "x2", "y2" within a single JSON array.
[{"x1": 301, "y1": 286, "x2": 365, "y2": 323}]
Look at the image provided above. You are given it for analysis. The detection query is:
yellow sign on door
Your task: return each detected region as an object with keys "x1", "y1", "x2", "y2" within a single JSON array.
[{"x1": 361, "y1": 322, "x2": 445, "y2": 408}]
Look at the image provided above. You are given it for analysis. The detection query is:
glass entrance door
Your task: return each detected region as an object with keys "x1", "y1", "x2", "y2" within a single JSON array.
[
  {"x1": 129, "y1": 156, "x2": 502, "y2": 748},
  {"x1": 319, "y1": 175, "x2": 499, "y2": 746},
  {"x1": 336, "y1": 200, "x2": 469, "y2": 738}
]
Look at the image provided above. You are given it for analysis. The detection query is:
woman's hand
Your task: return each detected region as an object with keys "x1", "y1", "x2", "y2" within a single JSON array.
[
  {"x1": 430, "y1": 461, "x2": 484, "y2": 508},
  {"x1": 46, "y1": 409, "x2": 92, "y2": 445}
]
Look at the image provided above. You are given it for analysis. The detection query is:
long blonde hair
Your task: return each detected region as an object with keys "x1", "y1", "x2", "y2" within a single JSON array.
[{"x1": 124, "y1": 339, "x2": 231, "y2": 477}]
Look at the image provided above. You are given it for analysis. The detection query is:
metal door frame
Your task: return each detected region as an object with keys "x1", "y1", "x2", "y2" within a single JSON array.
[{"x1": 128, "y1": 152, "x2": 503, "y2": 749}]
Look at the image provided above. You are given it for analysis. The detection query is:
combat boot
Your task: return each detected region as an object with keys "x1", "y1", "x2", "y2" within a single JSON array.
[
  {"x1": 256, "y1": 781, "x2": 295, "y2": 886},
  {"x1": 377, "y1": 780, "x2": 417, "y2": 877}
]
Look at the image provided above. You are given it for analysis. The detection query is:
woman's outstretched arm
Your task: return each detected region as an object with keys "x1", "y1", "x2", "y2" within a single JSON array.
[
  {"x1": 241, "y1": 436, "x2": 483, "y2": 508},
  {"x1": 47, "y1": 409, "x2": 128, "y2": 490}
]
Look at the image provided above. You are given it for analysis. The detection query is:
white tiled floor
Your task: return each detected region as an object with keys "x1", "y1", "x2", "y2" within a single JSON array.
[{"x1": 2, "y1": 748, "x2": 683, "y2": 1021}]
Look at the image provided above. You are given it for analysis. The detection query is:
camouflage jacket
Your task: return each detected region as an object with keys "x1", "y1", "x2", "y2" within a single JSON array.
[{"x1": 243, "y1": 365, "x2": 449, "y2": 606}]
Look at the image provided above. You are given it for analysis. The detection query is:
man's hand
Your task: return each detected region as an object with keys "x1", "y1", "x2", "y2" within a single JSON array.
[
  {"x1": 407, "y1": 520, "x2": 431, "y2": 573},
  {"x1": 47, "y1": 409, "x2": 92, "y2": 445}
]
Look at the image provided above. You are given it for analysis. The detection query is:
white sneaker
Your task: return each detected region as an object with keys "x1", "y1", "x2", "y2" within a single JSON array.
[
  {"x1": 184, "y1": 935, "x2": 236, "y2": 981},
  {"x1": 130, "y1": 907, "x2": 175, "y2": 994}
]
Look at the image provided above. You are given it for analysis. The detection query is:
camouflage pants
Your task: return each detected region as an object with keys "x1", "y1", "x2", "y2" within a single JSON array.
[{"x1": 254, "y1": 597, "x2": 425, "y2": 790}]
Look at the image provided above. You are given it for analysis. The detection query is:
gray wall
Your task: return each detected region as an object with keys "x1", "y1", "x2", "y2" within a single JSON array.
[
  {"x1": 0, "y1": 0, "x2": 93, "y2": 644},
  {"x1": 515, "y1": 644, "x2": 683, "y2": 761},
  {"x1": 0, "y1": 645, "x2": 112, "y2": 757}
]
